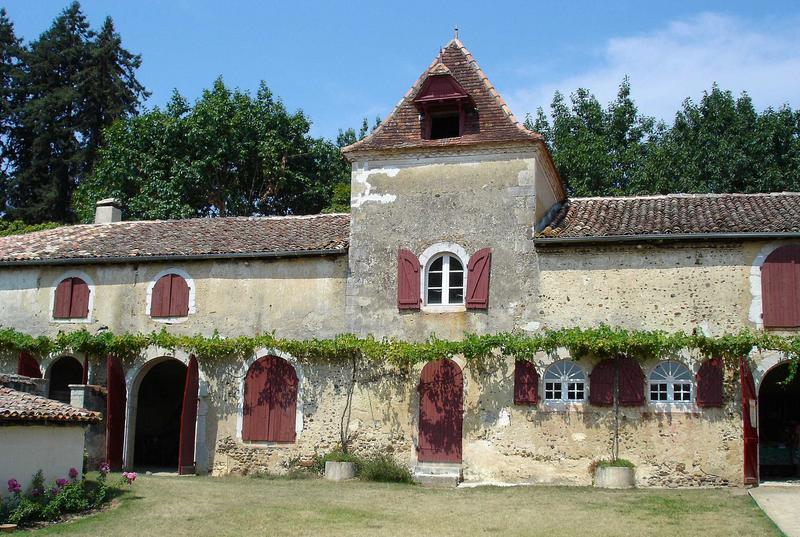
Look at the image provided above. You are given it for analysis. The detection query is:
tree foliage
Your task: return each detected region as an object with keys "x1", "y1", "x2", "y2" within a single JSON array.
[
  {"x1": 75, "y1": 79, "x2": 349, "y2": 221},
  {"x1": 529, "y1": 79, "x2": 800, "y2": 196}
]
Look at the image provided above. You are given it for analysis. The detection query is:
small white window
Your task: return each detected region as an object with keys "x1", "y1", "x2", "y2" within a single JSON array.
[
  {"x1": 425, "y1": 253, "x2": 465, "y2": 306},
  {"x1": 649, "y1": 361, "x2": 693, "y2": 403},
  {"x1": 543, "y1": 361, "x2": 586, "y2": 402}
]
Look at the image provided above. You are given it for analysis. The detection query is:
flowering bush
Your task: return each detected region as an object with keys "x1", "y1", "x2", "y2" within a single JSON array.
[{"x1": 0, "y1": 463, "x2": 135, "y2": 527}]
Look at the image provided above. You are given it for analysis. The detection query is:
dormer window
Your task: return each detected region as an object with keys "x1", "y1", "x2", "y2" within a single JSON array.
[{"x1": 414, "y1": 64, "x2": 471, "y2": 140}]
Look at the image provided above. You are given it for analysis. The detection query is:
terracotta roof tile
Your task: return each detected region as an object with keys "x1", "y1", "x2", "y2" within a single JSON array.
[
  {"x1": 343, "y1": 39, "x2": 540, "y2": 154},
  {"x1": 0, "y1": 387, "x2": 101, "y2": 423},
  {"x1": 537, "y1": 193, "x2": 800, "y2": 241},
  {"x1": 0, "y1": 214, "x2": 350, "y2": 265}
]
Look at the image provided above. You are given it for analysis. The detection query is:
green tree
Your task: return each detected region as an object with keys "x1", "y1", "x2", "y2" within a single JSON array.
[
  {"x1": 0, "y1": 8, "x2": 23, "y2": 213},
  {"x1": 5, "y1": 2, "x2": 146, "y2": 223},
  {"x1": 75, "y1": 78, "x2": 349, "y2": 222}
]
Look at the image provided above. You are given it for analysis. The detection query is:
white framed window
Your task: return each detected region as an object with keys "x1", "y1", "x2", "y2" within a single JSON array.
[
  {"x1": 425, "y1": 253, "x2": 465, "y2": 306},
  {"x1": 649, "y1": 361, "x2": 693, "y2": 403},
  {"x1": 543, "y1": 360, "x2": 586, "y2": 402}
]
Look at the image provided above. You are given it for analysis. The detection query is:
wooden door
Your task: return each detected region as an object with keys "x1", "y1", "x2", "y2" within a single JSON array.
[
  {"x1": 178, "y1": 356, "x2": 199, "y2": 475},
  {"x1": 242, "y1": 356, "x2": 298, "y2": 442},
  {"x1": 740, "y1": 358, "x2": 759, "y2": 485},
  {"x1": 418, "y1": 359, "x2": 463, "y2": 463},
  {"x1": 106, "y1": 355, "x2": 127, "y2": 470}
]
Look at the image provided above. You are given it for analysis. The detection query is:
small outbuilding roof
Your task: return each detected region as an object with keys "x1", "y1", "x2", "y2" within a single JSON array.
[
  {"x1": 0, "y1": 213, "x2": 350, "y2": 266},
  {"x1": 536, "y1": 193, "x2": 800, "y2": 243},
  {"x1": 0, "y1": 387, "x2": 101, "y2": 423}
]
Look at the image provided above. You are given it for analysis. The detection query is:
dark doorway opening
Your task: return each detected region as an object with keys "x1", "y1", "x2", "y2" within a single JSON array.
[
  {"x1": 48, "y1": 356, "x2": 83, "y2": 403},
  {"x1": 134, "y1": 360, "x2": 186, "y2": 470},
  {"x1": 759, "y1": 363, "x2": 800, "y2": 480}
]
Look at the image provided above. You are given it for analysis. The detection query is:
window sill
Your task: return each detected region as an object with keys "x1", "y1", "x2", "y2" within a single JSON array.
[
  {"x1": 150, "y1": 316, "x2": 190, "y2": 324},
  {"x1": 50, "y1": 318, "x2": 93, "y2": 324},
  {"x1": 540, "y1": 400, "x2": 589, "y2": 411},
  {"x1": 647, "y1": 402, "x2": 698, "y2": 413},
  {"x1": 421, "y1": 304, "x2": 466, "y2": 314},
  {"x1": 238, "y1": 440, "x2": 297, "y2": 448}
]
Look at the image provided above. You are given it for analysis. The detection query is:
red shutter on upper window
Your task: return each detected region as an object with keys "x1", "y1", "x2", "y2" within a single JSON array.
[
  {"x1": 69, "y1": 278, "x2": 90, "y2": 318},
  {"x1": 514, "y1": 360, "x2": 539, "y2": 405},
  {"x1": 466, "y1": 248, "x2": 492, "y2": 309},
  {"x1": 151, "y1": 275, "x2": 172, "y2": 317},
  {"x1": 169, "y1": 275, "x2": 190, "y2": 317},
  {"x1": 17, "y1": 351, "x2": 42, "y2": 378},
  {"x1": 589, "y1": 359, "x2": 615, "y2": 406},
  {"x1": 617, "y1": 357, "x2": 645, "y2": 406},
  {"x1": 53, "y1": 278, "x2": 73, "y2": 318},
  {"x1": 696, "y1": 358, "x2": 724, "y2": 408},
  {"x1": 761, "y1": 246, "x2": 800, "y2": 328},
  {"x1": 397, "y1": 249, "x2": 421, "y2": 310}
]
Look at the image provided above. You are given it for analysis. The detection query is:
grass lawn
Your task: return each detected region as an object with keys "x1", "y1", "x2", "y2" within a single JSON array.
[{"x1": 27, "y1": 475, "x2": 782, "y2": 537}]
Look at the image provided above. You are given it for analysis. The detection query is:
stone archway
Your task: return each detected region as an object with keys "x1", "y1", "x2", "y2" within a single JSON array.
[
  {"x1": 130, "y1": 358, "x2": 187, "y2": 470},
  {"x1": 758, "y1": 362, "x2": 800, "y2": 480},
  {"x1": 47, "y1": 356, "x2": 84, "y2": 403}
]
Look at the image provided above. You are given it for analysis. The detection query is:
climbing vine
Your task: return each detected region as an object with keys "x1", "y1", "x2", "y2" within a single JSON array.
[{"x1": 1, "y1": 325, "x2": 799, "y2": 378}]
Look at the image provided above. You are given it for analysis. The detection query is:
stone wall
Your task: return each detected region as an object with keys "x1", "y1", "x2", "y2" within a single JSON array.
[{"x1": 70, "y1": 385, "x2": 107, "y2": 469}]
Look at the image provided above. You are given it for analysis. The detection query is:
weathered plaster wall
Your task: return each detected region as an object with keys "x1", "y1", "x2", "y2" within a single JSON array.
[
  {"x1": 346, "y1": 145, "x2": 545, "y2": 340},
  {"x1": 0, "y1": 255, "x2": 347, "y2": 349}
]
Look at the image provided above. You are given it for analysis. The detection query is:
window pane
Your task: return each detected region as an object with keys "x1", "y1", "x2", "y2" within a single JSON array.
[
  {"x1": 428, "y1": 272, "x2": 442, "y2": 288},
  {"x1": 449, "y1": 288, "x2": 464, "y2": 304},
  {"x1": 430, "y1": 257, "x2": 443, "y2": 271},
  {"x1": 449, "y1": 257, "x2": 463, "y2": 271},
  {"x1": 427, "y1": 289, "x2": 442, "y2": 304},
  {"x1": 449, "y1": 271, "x2": 463, "y2": 288}
]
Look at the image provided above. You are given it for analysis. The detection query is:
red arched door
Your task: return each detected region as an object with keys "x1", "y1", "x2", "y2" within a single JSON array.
[{"x1": 418, "y1": 359, "x2": 463, "y2": 463}]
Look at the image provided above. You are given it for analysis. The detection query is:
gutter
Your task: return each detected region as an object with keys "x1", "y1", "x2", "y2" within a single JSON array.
[
  {"x1": 534, "y1": 232, "x2": 800, "y2": 246},
  {"x1": 0, "y1": 247, "x2": 348, "y2": 267}
]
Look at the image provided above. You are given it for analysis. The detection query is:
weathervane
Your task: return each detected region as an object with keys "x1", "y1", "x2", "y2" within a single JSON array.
[{"x1": 454, "y1": 25, "x2": 459, "y2": 40}]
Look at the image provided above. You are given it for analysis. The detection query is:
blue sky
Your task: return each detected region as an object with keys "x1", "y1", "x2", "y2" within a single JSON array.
[{"x1": 4, "y1": 1, "x2": 800, "y2": 140}]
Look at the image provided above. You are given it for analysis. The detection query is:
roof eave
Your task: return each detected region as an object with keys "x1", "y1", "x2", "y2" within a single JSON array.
[
  {"x1": 0, "y1": 247, "x2": 349, "y2": 267},
  {"x1": 534, "y1": 231, "x2": 800, "y2": 246}
]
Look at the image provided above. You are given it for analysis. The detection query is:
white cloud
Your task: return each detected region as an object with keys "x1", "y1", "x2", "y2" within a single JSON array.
[{"x1": 507, "y1": 13, "x2": 800, "y2": 121}]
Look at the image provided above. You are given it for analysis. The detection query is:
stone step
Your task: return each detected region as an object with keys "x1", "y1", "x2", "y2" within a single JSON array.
[
  {"x1": 414, "y1": 473, "x2": 460, "y2": 488},
  {"x1": 414, "y1": 462, "x2": 462, "y2": 476}
]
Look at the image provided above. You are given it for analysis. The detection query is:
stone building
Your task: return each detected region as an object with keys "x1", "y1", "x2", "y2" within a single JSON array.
[{"x1": 0, "y1": 38, "x2": 799, "y2": 487}]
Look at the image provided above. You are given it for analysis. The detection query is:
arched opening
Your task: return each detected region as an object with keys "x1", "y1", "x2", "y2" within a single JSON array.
[
  {"x1": 759, "y1": 363, "x2": 800, "y2": 480},
  {"x1": 48, "y1": 356, "x2": 84, "y2": 403},
  {"x1": 134, "y1": 359, "x2": 187, "y2": 470},
  {"x1": 418, "y1": 359, "x2": 463, "y2": 463}
]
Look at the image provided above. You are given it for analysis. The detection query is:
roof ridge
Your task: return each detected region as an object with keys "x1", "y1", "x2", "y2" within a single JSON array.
[{"x1": 569, "y1": 192, "x2": 800, "y2": 202}]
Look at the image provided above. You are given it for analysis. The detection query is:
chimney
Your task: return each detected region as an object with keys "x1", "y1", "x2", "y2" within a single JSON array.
[{"x1": 95, "y1": 198, "x2": 122, "y2": 224}]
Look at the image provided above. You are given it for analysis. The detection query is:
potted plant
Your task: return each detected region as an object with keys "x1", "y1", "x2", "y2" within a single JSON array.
[
  {"x1": 324, "y1": 354, "x2": 359, "y2": 482},
  {"x1": 594, "y1": 355, "x2": 636, "y2": 489}
]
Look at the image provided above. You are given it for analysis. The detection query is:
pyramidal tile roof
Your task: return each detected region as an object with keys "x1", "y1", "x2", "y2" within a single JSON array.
[{"x1": 343, "y1": 39, "x2": 541, "y2": 154}]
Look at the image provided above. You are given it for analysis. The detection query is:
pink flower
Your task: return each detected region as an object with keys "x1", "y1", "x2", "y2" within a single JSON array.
[
  {"x1": 122, "y1": 471, "x2": 137, "y2": 485},
  {"x1": 7, "y1": 479, "x2": 21, "y2": 494},
  {"x1": 50, "y1": 486, "x2": 60, "y2": 495},
  {"x1": 31, "y1": 487, "x2": 42, "y2": 497},
  {"x1": 56, "y1": 478, "x2": 68, "y2": 488},
  {"x1": 68, "y1": 467, "x2": 79, "y2": 480},
  {"x1": 99, "y1": 462, "x2": 111, "y2": 474}
]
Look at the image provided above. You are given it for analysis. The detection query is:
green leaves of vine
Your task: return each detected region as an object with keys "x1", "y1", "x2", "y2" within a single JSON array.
[{"x1": 1, "y1": 325, "x2": 799, "y2": 370}]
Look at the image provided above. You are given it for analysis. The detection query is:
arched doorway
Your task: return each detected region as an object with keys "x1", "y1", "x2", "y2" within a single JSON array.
[
  {"x1": 759, "y1": 363, "x2": 800, "y2": 480},
  {"x1": 48, "y1": 356, "x2": 84, "y2": 403},
  {"x1": 418, "y1": 359, "x2": 463, "y2": 463},
  {"x1": 133, "y1": 359, "x2": 187, "y2": 470}
]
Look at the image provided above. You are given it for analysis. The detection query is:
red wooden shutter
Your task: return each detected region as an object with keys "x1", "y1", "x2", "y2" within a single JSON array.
[
  {"x1": 761, "y1": 246, "x2": 800, "y2": 328},
  {"x1": 740, "y1": 358, "x2": 759, "y2": 485},
  {"x1": 397, "y1": 249, "x2": 420, "y2": 310},
  {"x1": 53, "y1": 278, "x2": 73, "y2": 319},
  {"x1": 418, "y1": 359, "x2": 463, "y2": 463},
  {"x1": 589, "y1": 359, "x2": 615, "y2": 406},
  {"x1": 242, "y1": 356, "x2": 297, "y2": 442},
  {"x1": 106, "y1": 354, "x2": 127, "y2": 470},
  {"x1": 168, "y1": 275, "x2": 190, "y2": 317},
  {"x1": 617, "y1": 357, "x2": 645, "y2": 406},
  {"x1": 514, "y1": 360, "x2": 539, "y2": 405},
  {"x1": 178, "y1": 355, "x2": 199, "y2": 475},
  {"x1": 69, "y1": 278, "x2": 90, "y2": 318},
  {"x1": 696, "y1": 358, "x2": 724, "y2": 407},
  {"x1": 17, "y1": 351, "x2": 42, "y2": 378},
  {"x1": 466, "y1": 248, "x2": 492, "y2": 309},
  {"x1": 151, "y1": 275, "x2": 172, "y2": 317}
]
